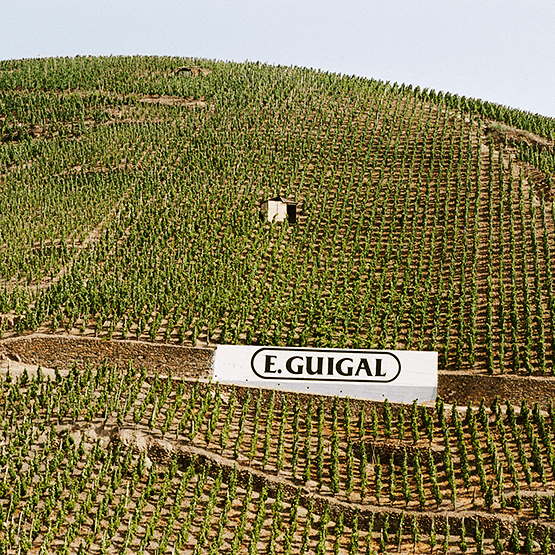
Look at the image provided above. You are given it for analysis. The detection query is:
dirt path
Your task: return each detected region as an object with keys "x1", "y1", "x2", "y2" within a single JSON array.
[{"x1": 28, "y1": 200, "x2": 125, "y2": 294}]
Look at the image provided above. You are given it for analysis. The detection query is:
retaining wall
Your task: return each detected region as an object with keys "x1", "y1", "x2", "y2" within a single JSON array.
[
  {"x1": 0, "y1": 334, "x2": 213, "y2": 379},
  {"x1": 2, "y1": 334, "x2": 554, "y2": 407}
]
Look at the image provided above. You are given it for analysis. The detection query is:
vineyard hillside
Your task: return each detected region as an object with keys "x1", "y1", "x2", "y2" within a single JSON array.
[
  {"x1": 1, "y1": 55, "x2": 555, "y2": 375},
  {"x1": 1, "y1": 55, "x2": 555, "y2": 554}
]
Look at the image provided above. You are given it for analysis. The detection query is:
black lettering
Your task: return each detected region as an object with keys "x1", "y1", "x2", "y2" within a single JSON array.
[
  {"x1": 306, "y1": 356, "x2": 324, "y2": 375},
  {"x1": 355, "y1": 358, "x2": 372, "y2": 376},
  {"x1": 265, "y1": 355, "x2": 277, "y2": 373},
  {"x1": 286, "y1": 356, "x2": 304, "y2": 375},
  {"x1": 327, "y1": 357, "x2": 334, "y2": 375},
  {"x1": 335, "y1": 358, "x2": 353, "y2": 376},
  {"x1": 375, "y1": 358, "x2": 386, "y2": 377}
]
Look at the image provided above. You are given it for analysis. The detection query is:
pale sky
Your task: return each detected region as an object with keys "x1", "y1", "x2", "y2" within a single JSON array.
[{"x1": 2, "y1": 0, "x2": 555, "y2": 118}]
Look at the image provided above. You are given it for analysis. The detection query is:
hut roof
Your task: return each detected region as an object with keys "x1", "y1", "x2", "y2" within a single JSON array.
[{"x1": 268, "y1": 195, "x2": 297, "y2": 205}]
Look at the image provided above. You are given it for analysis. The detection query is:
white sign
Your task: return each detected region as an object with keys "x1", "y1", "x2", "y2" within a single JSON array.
[{"x1": 213, "y1": 346, "x2": 437, "y2": 402}]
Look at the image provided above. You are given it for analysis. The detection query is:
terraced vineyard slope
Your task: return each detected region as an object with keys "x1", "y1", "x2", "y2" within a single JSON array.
[
  {"x1": 1, "y1": 55, "x2": 555, "y2": 374},
  {"x1": 2, "y1": 362, "x2": 555, "y2": 554},
  {"x1": 2, "y1": 55, "x2": 555, "y2": 553}
]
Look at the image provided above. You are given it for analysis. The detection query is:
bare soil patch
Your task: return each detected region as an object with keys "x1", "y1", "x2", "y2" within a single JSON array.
[
  {"x1": 174, "y1": 66, "x2": 212, "y2": 77},
  {"x1": 485, "y1": 121, "x2": 553, "y2": 150},
  {"x1": 139, "y1": 95, "x2": 208, "y2": 108}
]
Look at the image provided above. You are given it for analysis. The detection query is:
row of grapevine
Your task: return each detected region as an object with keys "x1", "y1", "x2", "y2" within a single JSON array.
[
  {"x1": 4, "y1": 362, "x2": 555, "y2": 552},
  {"x1": 1, "y1": 56, "x2": 554, "y2": 372},
  {"x1": 4, "y1": 362, "x2": 555, "y2": 518}
]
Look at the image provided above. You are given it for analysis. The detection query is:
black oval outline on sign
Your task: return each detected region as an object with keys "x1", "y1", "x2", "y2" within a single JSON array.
[{"x1": 250, "y1": 347, "x2": 401, "y2": 383}]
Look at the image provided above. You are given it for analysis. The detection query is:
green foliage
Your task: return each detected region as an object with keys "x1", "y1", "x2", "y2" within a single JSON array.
[
  {"x1": 509, "y1": 524, "x2": 521, "y2": 553},
  {"x1": 374, "y1": 459, "x2": 383, "y2": 503},
  {"x1": 349, "y1": 510, "x2": 360, "y2": 555},
  {"x1": 397, "y1": 407, "x2": 405, "y2": 439},
  {"x1": 459, "y1": 517, "x2": 467, "y2": 552},
  {"x1": 442, "y1": 520, "x2": 450, "y2": 554},
  {"x1": 315, "y1": 501, "x2": 330, "y2": 555},
  {"x1": 542, "y1": 529, "x2": 551, "y2": 555},
  {"x1": 524, "y1": 525, "x2": 535, "y2": 555},
  {"x1": 410, "y1": 400, "x2": 419, "y2": 443},
  {"x1": 2, "y1": 55, "x2": 552, "y2": 374},
  {"x1": 371, "y1": 408, "x2": 379, "y2": 439},
  {"x1": 429, "y1": 518, "x2": 437, "y2": 551},
  {"x1": 386, "y1": 454, "x2": 397, "y2": 503},
  {"x1": 383, "y1": 400, "x2": 393, "y2": 438}
]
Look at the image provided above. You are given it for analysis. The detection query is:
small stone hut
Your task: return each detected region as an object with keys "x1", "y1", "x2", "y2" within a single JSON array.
[{"x1": 260, "y1": 196, "x2": 297, "y2": 224}]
